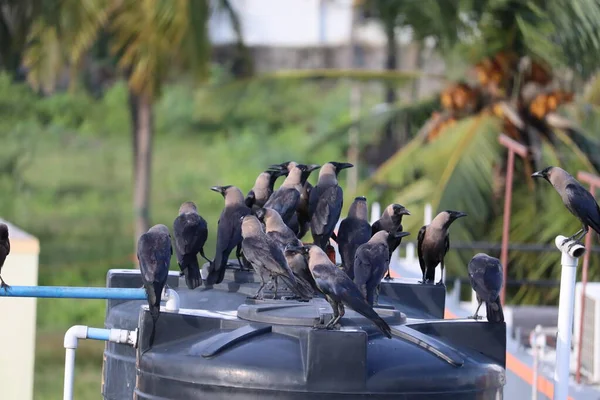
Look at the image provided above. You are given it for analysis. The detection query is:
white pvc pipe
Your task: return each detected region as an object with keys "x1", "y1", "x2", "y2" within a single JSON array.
[
  {"x1": 163, "y1": 288, "x2": 180, "y2": 312},
  {"x1": 63, "y1": 348, "x2": 76, "y2": 400},
  {"x1": 63, "y1": 325, "x2": 138, "y2": 400},
  {"x1": 553, "y1": 235, "x2": 586, "y2": 400}
]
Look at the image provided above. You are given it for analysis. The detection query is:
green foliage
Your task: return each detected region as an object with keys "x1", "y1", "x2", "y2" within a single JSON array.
[
  {"x1": 0, "y1": 75, "x2": 354, "y2": 398},
  {"x1": 366, "y1": 115, "x2": 502, "y2": 278},
  {"x1": 442, "y1": 0, "x2": 600, "y2": 78}
]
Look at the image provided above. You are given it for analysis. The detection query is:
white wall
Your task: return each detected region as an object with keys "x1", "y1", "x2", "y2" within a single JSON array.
[
  {"x1": 0, "y1": 220, "x2": 39, "y2": 400},
  {"x1": 209, "y1": 0, "x2": 408, "y2": 47}
]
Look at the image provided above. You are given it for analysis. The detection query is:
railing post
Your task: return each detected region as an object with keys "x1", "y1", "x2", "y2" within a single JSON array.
[
  {"x1": 498, "y1": 134, "x2": 528, "y2": 305},
  {"x1": 553, "y1": 236, "x2": 585, "y2": 400}
]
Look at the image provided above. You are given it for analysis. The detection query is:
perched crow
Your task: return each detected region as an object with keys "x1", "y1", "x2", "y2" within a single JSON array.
[
  {"x1": 371, "y1": 203, "x2": 411, "y2": 279},
  {"x1": 284, "y1": 243, "x2": 319, "y2": 295},
  {"x1": 337, "y1": 196, "x2": 371, "y2": 280},
  {"x1": 245, "y1": 169, "x2": 285, "y2": 211},
  {"x1": 255, "y1": 207, "x2": 302, "y2": 249},
  {"x1": 137, "y1": 224, "x2": 172, "y2": 347},
  {"x1": 417, "y1": 210, "x2": 467, "y2": 285},
  {"x1": 207, "y1": 185, "x2": 251, "y2": 285},
  {"x1": 286, "y1": 244, "x2": 392, "y2": 338},
  {"x1": 532, "y1": 166, "x2": 600, "y2": 248},
  {"x1": 240, "y1": 215, "x2": 312, "y2": 300},
  {"x1": 309, "y1": 161, "x2": 353, "y2": 250},
  {"x1": 255, "y1": 207, "x2": 315, "y2": 299},
  {"x1": 172, "y1": 201, "x2": 209, "y2": 290},
  {"x1": 354, "y1": 230, "x2": 410, "y2": 306},
  {"x1": 264, "y1": 164, "x2": 308, "y2": 225},
  {"x1": 0, "y1": 223, "x2": 10, "y2": 291},
  {"x1": 467, "y1": 253, "x2": 504, "y2": 323},
  {"x1": 271, "y1": 162, "x2": 321, "y2": 239}
]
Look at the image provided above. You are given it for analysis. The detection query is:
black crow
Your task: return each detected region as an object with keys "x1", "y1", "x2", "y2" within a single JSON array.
[
  {"x1": 308, "y1": 161, "x2": 353, "y2": 250},
  {"x1": 532, "y1": 166, "x2": 600, "y2": 248},
  {"x1": 467, "y1": 253, "x2": 504, "y2": 323},
  {"x1": 337, "y1": 196, "x2": 371, "y2": 280},
  {"x1": 417, "y1": 210, "x2": 467, "y2": 285},
  {"x1": 206, "y1": 185, "x2": 251, "y2": 285},
  {"x1": 354, "y1": 230, "x2": 410, "y2": 306},
  {"x1": 137, "y1": 224, "x2": 172, "y2": 347},
  {"x1": 172, "y1": 201, "x2": 209, "y2": 290},
  {"x1": 286, "y1": 244, "x2": 392, "y2": 338}
]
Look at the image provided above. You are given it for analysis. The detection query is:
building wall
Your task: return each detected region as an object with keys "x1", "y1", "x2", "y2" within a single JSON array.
[
  {"x1": 0, "y1": 220, "x2": 39, "y2": 400},
  {"x1": 214, "y1": 42, "x2": 447, "y2": 99}
]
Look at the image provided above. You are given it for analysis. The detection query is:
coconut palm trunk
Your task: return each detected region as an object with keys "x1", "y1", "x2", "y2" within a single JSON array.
[
  {"x1": 382, "y1": 21, "x2": 398, "y2": 151},
  {"x1": 129, "y1": 90, "x2": 154, "y2": 260}
]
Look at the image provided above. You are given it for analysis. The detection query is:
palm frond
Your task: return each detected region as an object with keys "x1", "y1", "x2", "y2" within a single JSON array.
[
  {"x1": 22, "y1": 20, "x2": 63, "y2": 93},
  {"x1": 110, "y1": 0, "x2": 192, "y2": 98},
  {"x1": 309, "y1": 95, "x2": 440, "y2": 150}
]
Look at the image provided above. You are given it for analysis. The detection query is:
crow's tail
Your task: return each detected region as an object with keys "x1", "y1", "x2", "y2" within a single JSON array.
[
  {"x1": 144, "y1": 282, "x2": 163, "y2": 348},
  {"x1": 486, "y1": 296, "x2": 504, "y2": 323},
  {"x1": 277, "y1": 273, "x2": 308, "y2": 300},
  {"x1": 343, "y1": 292, "x2": 392, "y2": 338},
  {"x1": 206, "y1": 250, "x2": 228, "y2": 285},
  {"x1": 180, "y1": 254, "x2": 202, "y2": 290},
  {"x1": 286, "y1": 272, "x2": 315, "y2": 300}
]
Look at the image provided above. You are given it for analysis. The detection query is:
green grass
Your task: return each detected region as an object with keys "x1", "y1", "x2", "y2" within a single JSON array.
[
  {"x1": 34, "y1": 331, "x2": 104, "y2": 400},
  {"x1": 21, "y1": 129, "x2": 344, "y2": 397},
  {"x1": 0, "y1": 75, "x2": 356, "y2": 397}
]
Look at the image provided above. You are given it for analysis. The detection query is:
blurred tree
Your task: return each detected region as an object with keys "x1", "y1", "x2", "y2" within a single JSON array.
[
  {"x1": 0, "y1": 0, "x2": 45, "y2": 79},
  {"x1": 22, "y1": 0, "x2": 247, "y2": 258},
  {"x1": 354, "y1": 0, "x2": 475, "y2": 163},
  {"x1": 357, "y1": 0, "x2": 600, "y2": 304}
]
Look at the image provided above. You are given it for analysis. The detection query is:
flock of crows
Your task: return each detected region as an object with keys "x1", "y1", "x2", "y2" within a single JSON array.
[
  {"x1": 0, "y1": 160, "x2": 599, "y2": 343},
  {"x1": 136, "y1": 159, "x2": 505, "y2": 342}
]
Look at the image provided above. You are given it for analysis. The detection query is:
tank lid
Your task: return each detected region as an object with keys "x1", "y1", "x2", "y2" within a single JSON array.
[{"x1": 237, "y1": 298, "x2": 406, "y2": 326}]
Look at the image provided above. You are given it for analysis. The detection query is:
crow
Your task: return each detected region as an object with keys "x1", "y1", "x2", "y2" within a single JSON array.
[
  {"x1": 240, "y1": 215, "x2": 312, "y2": 300},
  {"x1": 417, "y1": 210, "x2": 467, "y2": 285},
  {"x1": 264, "y1": 164, "x2": 308, "y2": 225},
  {"x1": 532, "y1": 166, "x2": 600, "y2": 248},
  {"x1": 337, "y1": 196, "x2": 371, "y2": 280},
  {"x1": 245, "y1": 168, "x2": 285, "y2": 211},
  {"x1": 286, "y1": 244, "x2": 392, "y2": 338},
  {"x1": 308, "y1": 161, "x2": 353, "y2": 250},
  {"x1": 137, "y1": 224, "x2": 172, "y2": 347},
  {"x1": 206, "y1": 185, "x2": 251, "y2": 285},
  {"x1": 467, "y1": 253, "x2": 504, "y2": 323},
  {"x1": 172, "y1": 201, "x2": 209, "y2": 290},
  {"x1": 354, "y1": 230, "x2": 410, "y2": 306},
  {"x1": 371, "y1": 203, "x2": 411, "y2": 279},
  {"x1": 0, "y1": 223, "x2": 10, "y2": 291}
]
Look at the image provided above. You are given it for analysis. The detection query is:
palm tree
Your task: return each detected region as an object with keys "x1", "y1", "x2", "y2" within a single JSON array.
[
  {"x1": 22, "y1": 0, "x2": 246, "y2": 255},
  {"x1": 353, "y1": 0, "x2": 600, "y2": 304}
]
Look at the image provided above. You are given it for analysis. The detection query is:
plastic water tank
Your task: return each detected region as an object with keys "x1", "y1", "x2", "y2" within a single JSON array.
[{"x1": 102, "y1": 267, "x2": 506, "y2": 399}]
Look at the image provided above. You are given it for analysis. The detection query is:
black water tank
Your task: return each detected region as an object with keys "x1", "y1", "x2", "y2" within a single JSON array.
[{"x1": 102, "y1": 267, "x2": 506, "y2": 400}]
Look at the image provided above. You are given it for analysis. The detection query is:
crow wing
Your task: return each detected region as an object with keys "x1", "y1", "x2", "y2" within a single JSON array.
[
  {"x1": 242, "y1": 236, "x2": 293, "y2": 278},
  {"x1": 565, "y1": 183, "x2": 600, "y2": 234},
  {"x1": 309, "y1": 185, "x2": 343, "y2": 236},
  {"x1": 417, "y1": 225, "x2": 427, "y2": 275},
  {"x1": 173, "y1": 213, "x2": 207, "y2": 261}
]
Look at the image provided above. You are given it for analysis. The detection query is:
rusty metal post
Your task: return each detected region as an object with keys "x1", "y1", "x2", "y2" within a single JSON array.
[
  {"x1": 574, "y1": 171, "x2": 600, "y2": 383},
  {"x1": 498, "y1": 134, "x2": 529, "y2": 306}
]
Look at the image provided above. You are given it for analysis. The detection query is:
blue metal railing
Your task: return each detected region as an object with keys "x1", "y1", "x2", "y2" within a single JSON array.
[{"x1": 0, "y1": 286, "x2": 147, "y2": 300}]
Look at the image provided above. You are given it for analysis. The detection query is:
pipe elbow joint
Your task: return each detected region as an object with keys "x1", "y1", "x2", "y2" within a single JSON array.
[
  {"x1": 163, "y1": 288, "x2": 180, "y2": 312},
  {"x1": 555, "y1": 235, "x2": 586, "y2": 259},
  {"x1": 64, "y1": 325, "x2": 88, "y2": 349}
]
